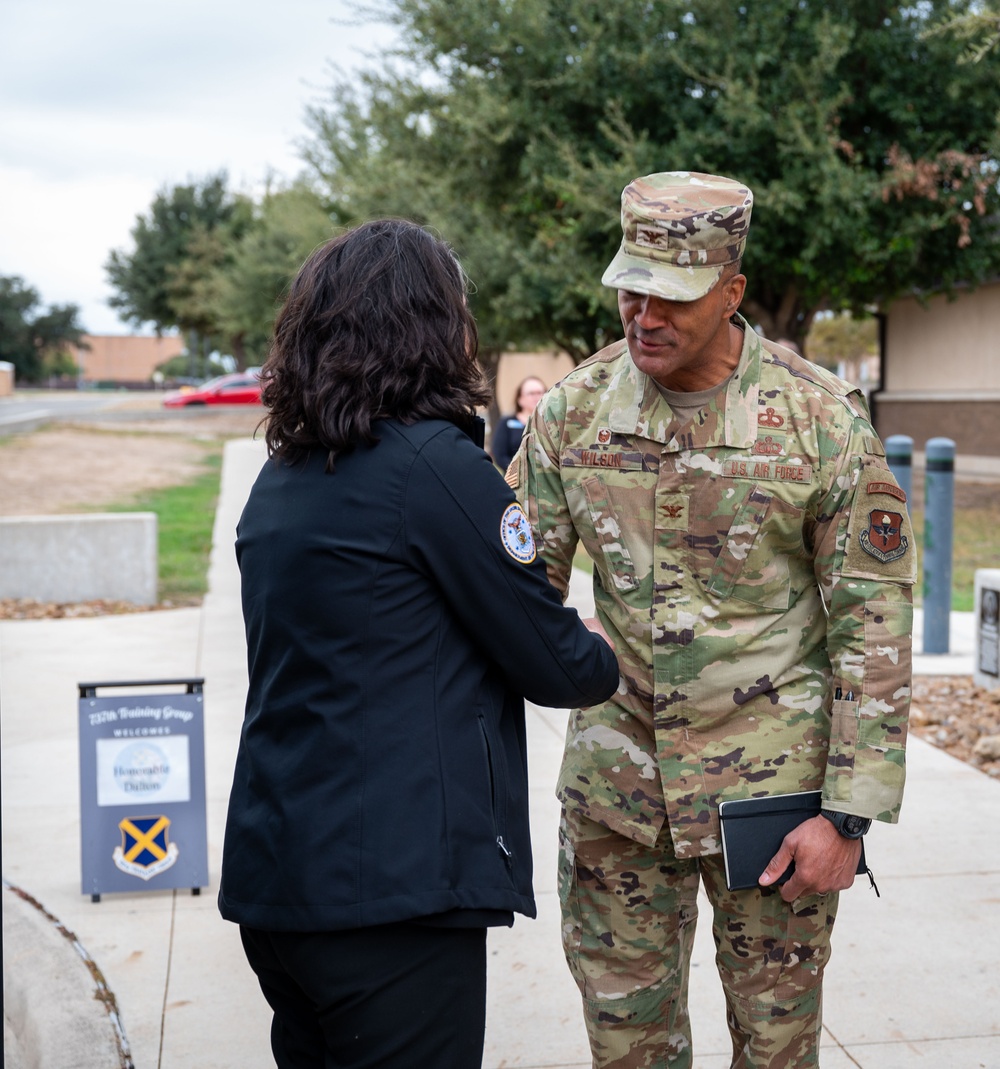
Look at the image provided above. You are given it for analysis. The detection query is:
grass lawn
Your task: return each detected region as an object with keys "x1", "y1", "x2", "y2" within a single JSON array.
[
  {"x1": 909, "y1": 490, "x2": 999, "y2": 613},
  {"x1": 104, "y1": 449, "x2": 223, "y2": 604}
]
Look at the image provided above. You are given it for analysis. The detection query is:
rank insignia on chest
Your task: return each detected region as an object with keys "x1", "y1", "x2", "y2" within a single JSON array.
[
  {"x1": 657, "y1": 493, "x2": 689, "y2": 531},
  {"x1": 757, "y1": 406, "x2": 785, "y2": 429},
  {"x1": 500, "y1": 502, "x2": 537, "y2": 563},
  {"x1": 859, "y1": 510, "x2": 909, "y2": 563},
  {"x1": 751, "y1": 435, "x2": 784, "y2": 457}
]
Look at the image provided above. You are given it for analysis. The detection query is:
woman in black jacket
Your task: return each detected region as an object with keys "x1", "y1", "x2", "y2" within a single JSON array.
[
  {"x1": 490, "y1": 375, "x2": 546, "y2": 471},
  {"x1": 218, "y1": 219, "x2": 619, "y2": 1069}
]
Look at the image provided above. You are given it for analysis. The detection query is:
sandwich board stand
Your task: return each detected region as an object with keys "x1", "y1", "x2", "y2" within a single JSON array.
[{"x1": 78, "y1": 678, "x2": 209, "y2": 902}]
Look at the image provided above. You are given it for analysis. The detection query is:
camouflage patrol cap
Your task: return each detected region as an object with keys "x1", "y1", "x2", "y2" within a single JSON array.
[{"x1": 602, "y1": 171, "x2": 753, "y2": 301}]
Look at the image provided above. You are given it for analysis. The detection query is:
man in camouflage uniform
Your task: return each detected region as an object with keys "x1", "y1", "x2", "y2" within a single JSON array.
[{"x1": 508, "y1": 172, "x2": 915, "y2": 1068}]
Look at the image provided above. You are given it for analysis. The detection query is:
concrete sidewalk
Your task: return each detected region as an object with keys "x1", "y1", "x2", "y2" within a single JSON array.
[{"x1": 2, "y1": 436, "x2": 999, "y2": 1068}]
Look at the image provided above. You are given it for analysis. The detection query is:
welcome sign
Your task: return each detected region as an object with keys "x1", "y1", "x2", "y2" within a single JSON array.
[{"x1": 78, "y1": 679, "x2": 209, "y2": 900}]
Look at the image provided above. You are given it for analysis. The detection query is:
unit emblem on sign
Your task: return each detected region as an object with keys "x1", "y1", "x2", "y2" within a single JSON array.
[{"x1": 112, "y1": 815, "x2": 179, "y2": 881}]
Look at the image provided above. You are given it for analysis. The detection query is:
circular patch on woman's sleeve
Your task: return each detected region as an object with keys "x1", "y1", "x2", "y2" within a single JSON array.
[{"x1": 500, "y1": 503, "x2": 537, "y2": 564}]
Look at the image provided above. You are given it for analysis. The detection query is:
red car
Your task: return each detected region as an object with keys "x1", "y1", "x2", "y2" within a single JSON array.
[{"x1": 162, "y1": 371, "x2": 262, "y2": 407}]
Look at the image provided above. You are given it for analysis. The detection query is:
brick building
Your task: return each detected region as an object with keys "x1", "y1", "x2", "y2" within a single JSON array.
[{"x1": 69, "y1": 334, "x2": 186, "y2": 385}]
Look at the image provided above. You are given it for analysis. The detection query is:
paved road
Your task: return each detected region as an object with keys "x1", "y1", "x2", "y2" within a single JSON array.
[
  {"x1": 0, "y1": 389, "x2": 258, "y2": 432},
  {"x1": 0, "y1": 390, "x2": 146, "y2": 432}
]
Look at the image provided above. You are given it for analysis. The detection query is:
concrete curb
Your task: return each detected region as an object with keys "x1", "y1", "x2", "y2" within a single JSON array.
[{"x1": 2, "y1": 881, "x2": 134, "y2": 1069}]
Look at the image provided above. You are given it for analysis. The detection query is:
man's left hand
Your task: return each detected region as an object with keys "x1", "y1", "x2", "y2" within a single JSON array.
[{"x1": 758, "y1": 814, "x2": 863, "y2": 902}]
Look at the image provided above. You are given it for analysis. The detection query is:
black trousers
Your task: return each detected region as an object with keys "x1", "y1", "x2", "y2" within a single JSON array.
[{"x1": 240, "y1": 922, "x2": 488, "y2": 1069}]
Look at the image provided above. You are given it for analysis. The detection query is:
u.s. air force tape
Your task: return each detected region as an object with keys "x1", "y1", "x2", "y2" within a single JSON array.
[{"x1": 500, "y1": 503, "x2": 536, "y2": 564}]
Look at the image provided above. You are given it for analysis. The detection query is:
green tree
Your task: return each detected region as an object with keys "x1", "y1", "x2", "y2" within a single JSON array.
[
  {"x1": 0, "y1": 275, "x2": 87, "y2": 383},
  {"x1": 923, "y1": 0, "x2": 1000, "y2": 62},
  {"x1": 206, "y1": 183, "x2": 334, "y2": 365},
  {"x1": 304, "y1": 0, "x2": 1000, "y2": 359},
  {"x1": 804, "y1": 311, "x2": 879, "y2": 392},
  {"x1": 304, "y1": 70, "x2": 556, "y2": 401},
  {"x1": 154, "y1": 351, "x2": 230, "y2": 381},
  {"x1": 105, "y1": 172, "x2": 253, "y2": 368}
]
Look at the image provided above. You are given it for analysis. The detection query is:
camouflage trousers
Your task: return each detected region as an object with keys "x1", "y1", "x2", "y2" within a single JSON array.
[{"x1": 558, "y1": 808, "x2": 840, "y2": 1069}]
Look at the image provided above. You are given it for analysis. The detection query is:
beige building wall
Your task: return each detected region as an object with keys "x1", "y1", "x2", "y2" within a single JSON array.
[
  {"x1": 882, "y1": 283, "x2": 1000, "y2": 392},
  {"x1": 71, "y1": 334, "x2": 186, "y2": 384},
  {"x1": 876, "y1": 280, "x2": 1000, "y2": 460},
  {"x1": 493, "y1": 351, "x2": 576, "y2": 417}
]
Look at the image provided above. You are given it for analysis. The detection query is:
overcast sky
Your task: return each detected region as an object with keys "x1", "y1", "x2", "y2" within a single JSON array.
[{"x1": 0, "y1": 0, "x2": 398, "y2": 334}]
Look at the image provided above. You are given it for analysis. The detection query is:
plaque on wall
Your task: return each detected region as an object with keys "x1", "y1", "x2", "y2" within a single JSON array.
[{"x1": 979, "y1": 586, "x2": 999, "y2": 678}]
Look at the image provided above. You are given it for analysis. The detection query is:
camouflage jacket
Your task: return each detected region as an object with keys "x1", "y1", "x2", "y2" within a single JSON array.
[{"x1": 511, "y1": 316, "x2": 915, "y2": 856}]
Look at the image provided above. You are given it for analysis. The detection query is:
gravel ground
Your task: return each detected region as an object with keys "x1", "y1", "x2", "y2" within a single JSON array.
[{"x1": 911, "y1": 674, "x2": 1000, "y2": 780}]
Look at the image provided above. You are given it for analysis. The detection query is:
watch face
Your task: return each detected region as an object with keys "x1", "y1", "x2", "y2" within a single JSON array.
[{"x1": 843, "y1": 814, "x2": 869, "y2": 837}]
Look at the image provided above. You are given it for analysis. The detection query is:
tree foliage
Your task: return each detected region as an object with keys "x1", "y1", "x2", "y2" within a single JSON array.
[
  {"x1": 154, "y1": 351, "x2": 230, "y2": 381},
  {"x1": 0, "y1": 275, "x2": 87, "y2": 383},
  {"x1": 923, "y1": 0, "x2": 1000, "y2": 62},
  {"x1": 105, "y1": 172, "x2": 254, "y2": 363},
  {"x1": 806, "y1": 312, "x2": 877, "y2": 368},
  {"x1": 105, "y1": 175, "x2": 333, "y2": 369},
  {"x1": 303, "y1": 0, "x2": 1000, "y2": 358},
  {"x1": 208, "y1": 183, "x2": 334, "y2": 366}
]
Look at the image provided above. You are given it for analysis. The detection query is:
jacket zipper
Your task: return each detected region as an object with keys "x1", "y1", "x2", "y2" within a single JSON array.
[{"x1": 478, "y1": 715, "x2": 512, "y2": 869}]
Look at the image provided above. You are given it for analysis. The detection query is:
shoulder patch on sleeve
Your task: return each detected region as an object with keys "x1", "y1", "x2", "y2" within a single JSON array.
[
  {"x1": 500, "y1": 503, "x2": 536, "y2": 563},
  {"x1": 842, "y1": 464, "x2": 916, "y2": 582},
  {"x1": 504, "y1": 459, "x2": 520, "y2": 489},
  {"x1": 865, "y1": 479, "x2": 906, "y2": 505},
  {"x1": 858, "y1": 508, "x2": 909, "y2": 564}
]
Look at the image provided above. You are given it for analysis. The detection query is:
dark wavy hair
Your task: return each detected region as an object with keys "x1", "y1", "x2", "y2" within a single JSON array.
[{"x1": 261, "y1": 218, "x2": 491, "y2": 469}]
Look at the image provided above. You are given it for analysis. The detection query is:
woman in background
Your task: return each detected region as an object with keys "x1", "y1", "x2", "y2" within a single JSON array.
[
  {"x1": 218, "y1": 219, "x2": 619, "y2": 1069},
  {"x1": 491, "y1": 375, "x2": 546, "y2": 471}
]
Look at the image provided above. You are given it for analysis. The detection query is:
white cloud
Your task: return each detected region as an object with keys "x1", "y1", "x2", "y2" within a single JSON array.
[
  {"x1": 0, "y1": 165, "x2": 155, "y2": 333},
  {"x1": 0, "y1": 0, "x2": 397, "y2": 333}
]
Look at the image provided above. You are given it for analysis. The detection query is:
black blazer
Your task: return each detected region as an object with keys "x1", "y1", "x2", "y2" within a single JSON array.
[{"x1": 219, "y1": 418, "x2": 619, "y2": 932}]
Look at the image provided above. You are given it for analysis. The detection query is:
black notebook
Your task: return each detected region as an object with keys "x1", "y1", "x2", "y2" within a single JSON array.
[{"x1": 718, "y1": 790, "x2": 867, "y2": 891}]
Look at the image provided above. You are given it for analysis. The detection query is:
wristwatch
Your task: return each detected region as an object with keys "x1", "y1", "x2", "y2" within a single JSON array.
[{"x1": 820, "y1": 809, "x2": 871, "y2": 839}]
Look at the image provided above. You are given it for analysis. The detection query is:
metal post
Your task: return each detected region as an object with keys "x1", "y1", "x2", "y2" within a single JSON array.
[
  {"x1": 923, "y1": 437, "x2": 955, "y2": 654},
  {"x1": 885, "y1": 434, "x2": 913, "y2": 503}
]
